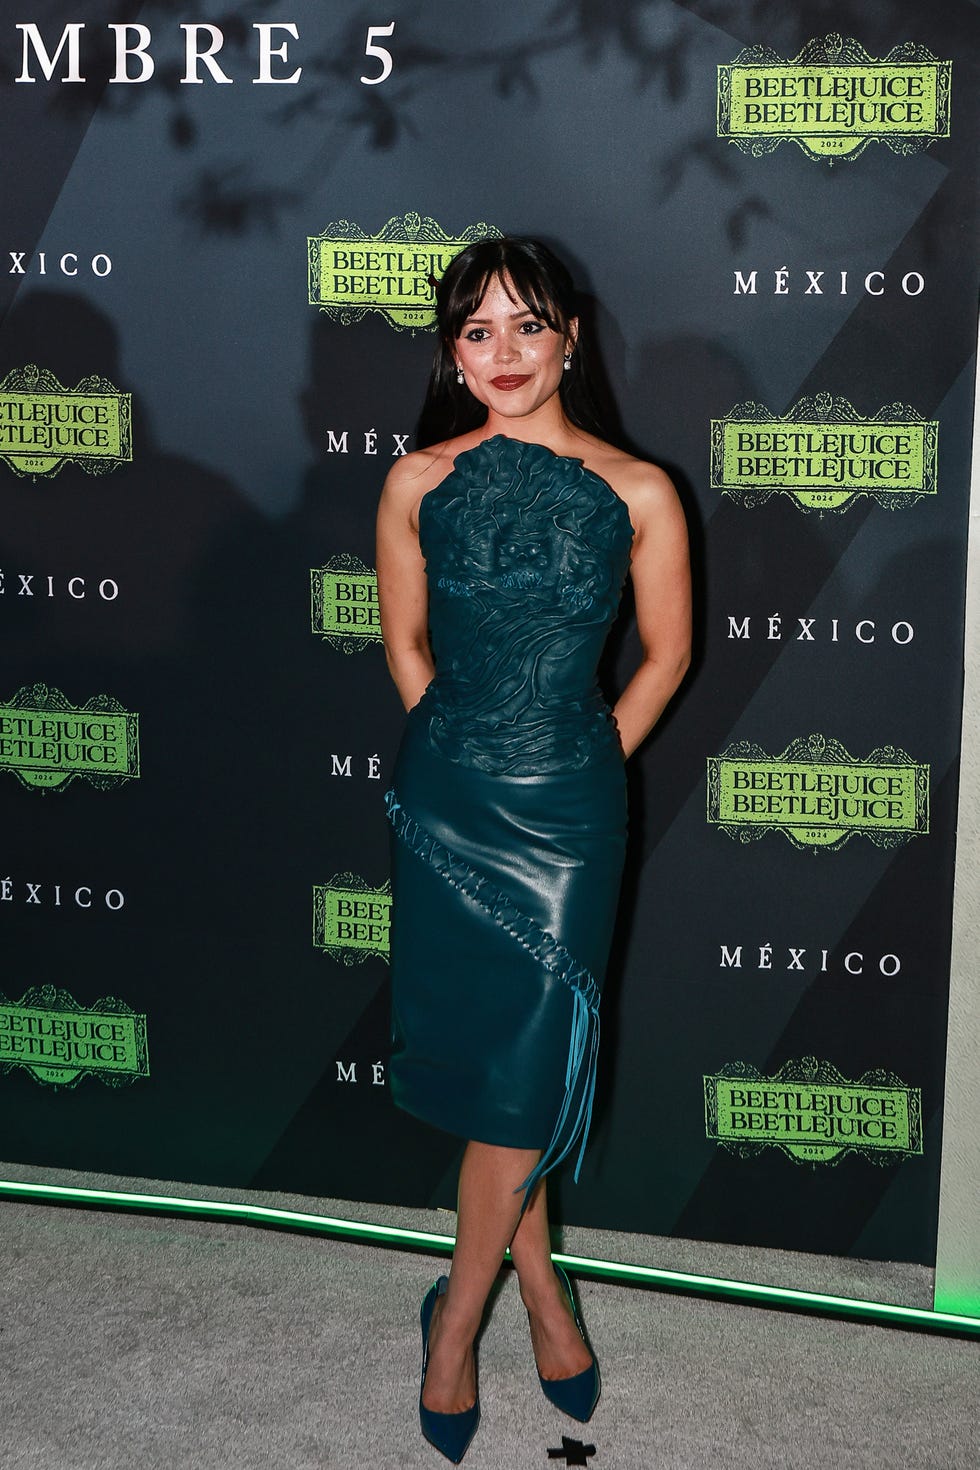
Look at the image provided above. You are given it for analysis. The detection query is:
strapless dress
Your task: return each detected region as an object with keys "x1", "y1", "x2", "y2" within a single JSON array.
[{"x1": 384, "y1": 434, "x2": 634, "y2": 1193}]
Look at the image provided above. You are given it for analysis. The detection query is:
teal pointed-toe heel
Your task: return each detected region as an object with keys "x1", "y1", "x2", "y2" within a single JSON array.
[
  {"x1": 419, "y1": 1277, "x2": 480, "y2": 1464},
  {"x1": 537, "y1": 1265, "x2": 600, "y2": 1422}
]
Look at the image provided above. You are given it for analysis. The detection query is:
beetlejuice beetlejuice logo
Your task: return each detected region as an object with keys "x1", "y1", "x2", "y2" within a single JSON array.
[
  {"x1": 311, "y1": 554, "x2": 382, "y2": 652},
  {"x1": 0, "y1": 684, "x2": 140, "y2": 792},
  {"x1": 707, "y1": 734, "x2": 929, "y2": 851},
  {"x1": 313, "y1": 873, "x2": 391, "y2": 964},
  {"x1": 0, "y1": 365, "x2": 132, "y2": 478},
  {"x1": 718, "y1": 34, "x2": 951, "y2": 162},
  {"x1": 0, "y1": 985, "x2": 149, "y2": 1089},
  {"x1": 710, "y1": 395, "x2": 938, "y2": 513},
  {"x1": 704, "y1": 1058, "x2": 922, "y2": 1166},
  {"x1": 307, "y1": 212, "x2": 501, "y2": 331}
]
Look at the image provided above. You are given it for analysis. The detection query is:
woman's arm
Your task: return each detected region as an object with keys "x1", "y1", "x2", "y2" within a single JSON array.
[
  {"x1": 612, "y1": 466, "x2": 692, "y2": 759},
  {"x1": 376, "y1": 457, "x2": 436, "y2": 712}
]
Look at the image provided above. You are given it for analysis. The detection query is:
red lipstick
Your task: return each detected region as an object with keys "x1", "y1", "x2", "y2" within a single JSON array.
[{"x1": 489, "y1": 375, "x2": 532, "y2": 390}]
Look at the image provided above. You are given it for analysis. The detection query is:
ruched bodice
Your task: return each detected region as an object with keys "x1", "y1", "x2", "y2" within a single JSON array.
[{"x1": 410, "y1": 435, "x2": 634, "y2": 775}]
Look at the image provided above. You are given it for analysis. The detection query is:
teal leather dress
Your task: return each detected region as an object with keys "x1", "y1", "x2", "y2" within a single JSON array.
[{"x1": 385, "y1": 434, "x2": 634, "y2": 1192}]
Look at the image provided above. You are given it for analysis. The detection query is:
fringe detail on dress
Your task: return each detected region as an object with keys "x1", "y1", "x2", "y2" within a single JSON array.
[{"x1": 384, "y1": 786, "x2": 601, "y2": 1201}]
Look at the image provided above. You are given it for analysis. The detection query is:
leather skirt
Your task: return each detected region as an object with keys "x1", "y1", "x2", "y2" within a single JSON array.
[{"x1": 385, "y1": 716, "x2": 627, "y2": 1188}]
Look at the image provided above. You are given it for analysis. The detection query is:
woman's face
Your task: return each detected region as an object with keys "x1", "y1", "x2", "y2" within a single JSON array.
[{"x1": 453, "y1": 273, "x2": 576, "y2": 420}]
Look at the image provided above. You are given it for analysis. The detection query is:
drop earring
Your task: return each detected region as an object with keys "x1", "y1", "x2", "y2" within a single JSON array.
[
  {"x1": 456, "y1": 366, "x2": 465, "y2": 385},
  {"x1": 563, "y1": 353, "x2": 572, "y2": 371}
]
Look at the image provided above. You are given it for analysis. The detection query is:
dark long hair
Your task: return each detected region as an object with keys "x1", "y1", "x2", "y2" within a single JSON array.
[{"x1": 415, "y1": 237, "x2": 609, "y2": 449}]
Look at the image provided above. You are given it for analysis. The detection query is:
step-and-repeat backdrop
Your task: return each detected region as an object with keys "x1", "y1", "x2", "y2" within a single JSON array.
[{"x1": 2, "y1": 2, "x2": 977, "y2": 1269}]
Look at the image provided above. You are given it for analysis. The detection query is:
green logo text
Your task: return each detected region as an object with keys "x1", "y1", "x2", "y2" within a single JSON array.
[
  {"x1": 705, "y1": 1059, "x2": 922, "y2": 1164},
  {"x1": 711, "y1": 394, "x2": 937, "y2": 512},
  {"x1": 718, "y1": 36, "x2": 951, "y2": 161},
  {"x1": 311, "y1": 554, "x2": 382, "y2": 651},
  {"x1": 0, "y1": 365, "x2": 132, "y2": 478},
  {"x1": 707, "y1": 734, "x2": 928, "y2": 850},
  {"x1": 308, "y1": 212, "x2": 501, "y2": 330},
  {"x1": 0, "y1": 985, "x2": 149, "y2": 1088},
  {"x1": 0, "y1": 684, "x2": 139, "y2": 792},
  {"x1": 313, "y1": 873, "x2": 391, "y2": 964}
]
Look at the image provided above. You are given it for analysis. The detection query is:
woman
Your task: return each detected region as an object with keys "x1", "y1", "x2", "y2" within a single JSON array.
[{"x1": 376, "y1": 238, "x2": 691, "y2": 1462}]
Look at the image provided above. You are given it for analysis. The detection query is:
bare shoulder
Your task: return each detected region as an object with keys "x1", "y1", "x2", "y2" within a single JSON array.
[
  {"x1": 583, "y1": 444, "x2": 684, "y2": 543},
  {"x1": 381, "y1": 444, "x2": 446, "y2": 497},
  {"x1": 380, "y1": 438, "x2": 465, "y2": 522},
  {"x1": 601, "y1": 451, "x2": 677, "y2": 506}
]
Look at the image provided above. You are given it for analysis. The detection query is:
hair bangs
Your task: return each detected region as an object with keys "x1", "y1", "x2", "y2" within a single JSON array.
[
  {"x1": 439, "y1": 240, "x2": 572, "y2": 343},
  {"x1": 497, "y1": 255, "x2": 568, "y2": 336}
]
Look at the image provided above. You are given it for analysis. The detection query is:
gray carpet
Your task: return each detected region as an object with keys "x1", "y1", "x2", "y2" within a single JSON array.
[{"x1": 1, "y1": 1164, "x2": 976, "y2": 1469}]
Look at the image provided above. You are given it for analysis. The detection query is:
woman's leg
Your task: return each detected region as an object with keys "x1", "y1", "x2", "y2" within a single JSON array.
[
  {"x1": 422, "y1": 1143, "x2": 592, "y2": 1414},
  {"x1": 422, "y1": 1140, "x2": 535, "y2": 1413},
  {"x1": 509, "y1": 1179, "x2": 594, "y2": 1381}
]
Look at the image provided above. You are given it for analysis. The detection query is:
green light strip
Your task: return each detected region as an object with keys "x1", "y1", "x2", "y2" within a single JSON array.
[{"x1": 2, "y1": 1178, "x2": 977, "y2": 1338}]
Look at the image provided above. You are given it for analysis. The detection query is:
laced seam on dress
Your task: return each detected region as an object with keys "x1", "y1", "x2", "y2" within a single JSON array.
[{"x1": 384, "y1": 786, "x2": 600, "y2": 1200}]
